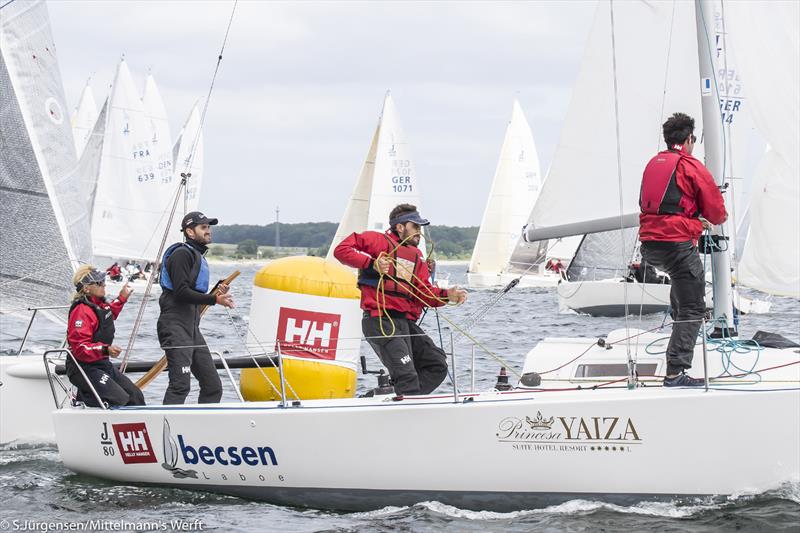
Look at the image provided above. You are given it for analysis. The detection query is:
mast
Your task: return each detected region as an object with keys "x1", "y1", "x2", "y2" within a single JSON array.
[{"x1": 695, "y1": 0, "x2": 736, "y2": 336}]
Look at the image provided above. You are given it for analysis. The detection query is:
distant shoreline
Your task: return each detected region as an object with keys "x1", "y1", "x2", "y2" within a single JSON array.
[{"x1": 207, "y1": 257, "x2": 470, "y2": 267}]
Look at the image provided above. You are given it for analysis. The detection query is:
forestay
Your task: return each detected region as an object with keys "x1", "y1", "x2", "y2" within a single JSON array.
[
  {"x1": 524, "y1": 1, "x2": 703, "y2": 242},
  {"x1": 0, "y1": 0, "x2": 92, "y2": 317},
  {"x1": 469, "y1": 100, "x2": 542, "y2": 275},
  {"x1": 726, "y1": 1, "x2": 800, "y2": 297}
]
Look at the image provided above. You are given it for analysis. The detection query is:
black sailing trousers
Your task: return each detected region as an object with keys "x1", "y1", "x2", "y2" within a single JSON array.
[
  {"x1": 640, "y1": 240, "x2": 706, "y2": 376},
  {"x1": 157, "y1": 318, "x2": 222, "y2": 405},
  {"x1": 67, "y1": 359, "x2": 145, "y2": 407},
  {"x1": 362, "y1": 314, "x2": 448, "y2": 396}
]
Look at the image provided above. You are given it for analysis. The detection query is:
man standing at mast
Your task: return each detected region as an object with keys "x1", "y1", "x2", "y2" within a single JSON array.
[
  {"x1": 334, "y1": 203, "x2": 467, "y2": 396},
  {"x1": 639, "y1": 113, "x2": 727, "y2": 387},
  {"x1": 158, "y1": 211, "x2": 234, "y2": 404}
]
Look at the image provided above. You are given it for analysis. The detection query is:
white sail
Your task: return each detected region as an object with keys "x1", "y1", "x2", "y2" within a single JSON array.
[
  {"x1": 525, "y1": 1, "x2": 703, "y2": 242},
  {"x1": 726, "y1": 0, "x2": 799, "y2": 297},
  {"x1": 70, "y1": 80, "x2": 98, "y2": 158},
  {"x1": 705, "y1": 3, "x2": 766, "y2": 262},
  {"x1": 325, "y1": 122, "x2": 378, "y2": 261},
  {"x1": 171, "y1": 102, "x2": 204, "y2": 231},
  {"x1": 469, "y1": 100, "x2": 541, "y2": 276},
  {"x1": 90, "y1": 60, "x2": 175, "y2": 261},
  {"x1": 328, "y1": 93, "x2": 426, "y2": 257},
  {"x1": 0, "y1": 0, "x2": 92, "y2": 315}
]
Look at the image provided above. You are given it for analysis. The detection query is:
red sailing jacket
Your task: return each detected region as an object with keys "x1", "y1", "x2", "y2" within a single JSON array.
[
  {"x1": 67, "y1": 295, "x2": 127, "y2": 363},
  {"x1": 334, "y1": 230, "x2": 449, "y2": 320},
  {"x1": 639, "y1": 145, "x2": 727, "y2": 243}
]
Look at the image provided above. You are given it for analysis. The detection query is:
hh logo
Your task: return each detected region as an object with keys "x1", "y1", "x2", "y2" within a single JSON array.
[
  {"x1": 112, "y1": 423, "x2": 158, "y2": 464},
  {"x1": 276, "y1": 307, "x2": 341, "y2": 360}
]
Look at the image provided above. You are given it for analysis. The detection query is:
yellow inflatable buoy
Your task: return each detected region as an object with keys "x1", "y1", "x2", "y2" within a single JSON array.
[{"x1": 240, "y1": 256, "x2": 362, "y2": 401}]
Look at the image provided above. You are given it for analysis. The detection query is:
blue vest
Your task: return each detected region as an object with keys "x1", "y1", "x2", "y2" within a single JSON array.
[{"x1": 159, "y1": 242, "x2": 210, "y2": 293}]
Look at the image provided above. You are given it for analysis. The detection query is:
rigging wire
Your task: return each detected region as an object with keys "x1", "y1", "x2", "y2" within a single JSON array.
[
  {"x1": 608, "y1": 0, "x2": 635, "y2": 386},
  {"x1": 121, "y1": 0, "x2": 239, "y2": 371}
]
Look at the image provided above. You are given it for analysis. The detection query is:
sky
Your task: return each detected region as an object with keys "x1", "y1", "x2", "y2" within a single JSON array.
[{"x1": 48, "y1": 0, "x2": 598, "y2": 226}]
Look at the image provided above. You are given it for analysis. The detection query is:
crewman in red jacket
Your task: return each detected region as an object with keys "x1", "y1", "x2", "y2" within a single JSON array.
[
  {"x1": 334, "y1": 203, "x2": 467, "y2": 396},
  {"x1": 66, "y1": 266, "x2": 145, "y2": 406},
  {"x1": 639, "y1": 112, "x2": 727, "y2": 387}
]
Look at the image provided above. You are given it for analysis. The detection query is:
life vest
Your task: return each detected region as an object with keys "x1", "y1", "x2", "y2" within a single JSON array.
[
  {"x1": 159, "y1": 242, "x2": 210, "y2": 292},
  {"x1": 640, "y1": 149, "x2": 697, "y2": 217},
  {"x1": 357, "y1": 234, "x2": 421, "y2": 300},
  {"x1": 69, "y1": 298, "x2": 115, "y2": 345}
]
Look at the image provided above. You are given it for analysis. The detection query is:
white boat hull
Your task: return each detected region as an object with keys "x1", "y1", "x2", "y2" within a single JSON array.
[
  {"x1": 105, "y1": 275, "x2": 160, "y2": 296},
  {"x1": 53, "y1": 383, "x2": 799, "y2": 511},
  {"x1": 1, "y1": 355, "x2": 64, "y2": 444},
  {"x1": 468, "y1": 271, "x2": 561, "y2": 289},
  {"x1": 557, "y1": 280, "x2": 770, "y2": 316}
]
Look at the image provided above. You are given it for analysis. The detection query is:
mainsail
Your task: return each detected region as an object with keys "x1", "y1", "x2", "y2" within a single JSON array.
[
  {"x1": 327, "y1": 93, "x2": 426, "y2": 258},
  {"x1": 70, "y1": 80, "x2": 98, "y2": 158},
  {"x1": 524, "y1": 0, "x2": 703, "y2": 243},
  {"x1": 0, "y1": 0, "x2": 92, "y2": 316},
  {"x1": 89, "y1": 60, "x2": 176, "y2": 261},
  {"x1": 726, "y1": 0, "x2": 800, "y2": 297},
  {"x1": 469, "y1": 100, "x2": 542, "y2": 276}
]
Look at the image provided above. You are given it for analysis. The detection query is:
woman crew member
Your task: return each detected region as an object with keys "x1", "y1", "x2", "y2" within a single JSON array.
[{"x1": 66, "y1": 266, "x2": 145, "y2": 407}]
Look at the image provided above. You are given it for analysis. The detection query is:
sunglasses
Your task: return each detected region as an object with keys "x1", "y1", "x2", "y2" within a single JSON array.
[{"x1": 89, "y1": 282, "x2": 106, "y2": 287}]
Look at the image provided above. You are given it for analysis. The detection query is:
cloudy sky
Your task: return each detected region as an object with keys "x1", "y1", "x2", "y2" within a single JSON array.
[{"x1": 49, "y1": 0, "x2": 598, "y2": 226}]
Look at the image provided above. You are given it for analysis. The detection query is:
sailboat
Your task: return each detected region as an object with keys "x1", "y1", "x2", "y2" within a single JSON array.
[
  {"x1": 79, "y1": 61, "x2": 176, "y2": 268},
  {"x1": 49, "y1": 0, "x2": 799, "y2": 511},
  {"x1": 0, "y1": 0, "x2": 91, "y2": 443},
  {"x1": 326, "y1": 92, "x2": 428, "y2": 261},
  {"x1": 70, "y1": 79, "x2": 99, "y2": 158},
  {"x1": 467, "y1": 100, "x2": 558, "y2": 289},
  {"x1": 171, "y1": 101, "x2": 205, "y2": 224},
  {"x1": 523, "y1": 0, "x2": 770, "y2": 317}
]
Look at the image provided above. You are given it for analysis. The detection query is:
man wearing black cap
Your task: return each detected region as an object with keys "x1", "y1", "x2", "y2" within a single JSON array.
[
  {"x1": 157, "y1": 211, "x2": 234, "y2": 404},
  {"x1": 334, "y1": 203, "x2": 467, "y2": 396}
]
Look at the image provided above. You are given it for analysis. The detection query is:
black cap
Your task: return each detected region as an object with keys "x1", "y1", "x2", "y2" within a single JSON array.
[{"x1": 181, "y1": 211, "x2": 219, "y2": 231}]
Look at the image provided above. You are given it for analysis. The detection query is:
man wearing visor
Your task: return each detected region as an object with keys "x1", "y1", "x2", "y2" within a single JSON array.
[
  {"x1": 334, "y1": 203, "x2": 467, "y2": 396},
  {"x1": 158, "y1": 211, "x2": 234, "y2": 404}
]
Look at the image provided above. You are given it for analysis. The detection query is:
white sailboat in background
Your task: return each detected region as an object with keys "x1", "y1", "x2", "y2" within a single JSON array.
[
  {"x1": 522, "y1": 0, "x2": 768, "y2": 316},
  {"x1": 327, "y1": 92, "x2": 428, "y2": 260},
  {"x1": 80, "y1": 60, "x2": 175, "y2": 275},
  {"x1": 0, "y1": 0, "x2": 88, "y2": 443},
  {"x1": 70, "y1": 79, "x2": 98, "y2": 158},
  {"x1": 467, "y1": 100, "x2": 553, "y2": 288},
  {"x1": 171, "y1": 101, "x2": 205, "y2": 225}
]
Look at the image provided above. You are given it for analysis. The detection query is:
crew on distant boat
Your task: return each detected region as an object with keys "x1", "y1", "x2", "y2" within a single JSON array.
[
  {"x1": 545, "y1": 258, "x2": 565, "y2": 275},
  {"x1": 639, "y1": 112, "x2": 727, "y2": 387},
  {"x1": 66, "y1": 266, "x2": 145, "y2": 407},
  {"x1": 334, "y1": 204, "x2": 468, "y2": 396},
  {"x1": 158, "y1": 211, "x2": 234, "y2": 404},
  {"x1": 124, "y1": 261, "x2": 145, "y2": 281},
  {"x1": 625, "y1": 262, "x2": 669, "y2": 285},
  {"x1": 105, "y1": 262, "x2": 123, "y2": 282}
]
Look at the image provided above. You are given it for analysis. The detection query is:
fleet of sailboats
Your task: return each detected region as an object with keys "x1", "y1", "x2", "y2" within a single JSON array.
[{"x1": 1, "y1": 0, "x2": 797, "y2": 515}]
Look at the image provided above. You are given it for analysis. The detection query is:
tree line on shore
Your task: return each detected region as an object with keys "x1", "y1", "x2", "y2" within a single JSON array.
[{"x1": 212, "y1": 223, "x2": 479, "y2": 259}]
